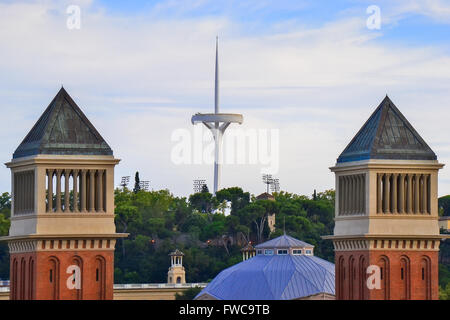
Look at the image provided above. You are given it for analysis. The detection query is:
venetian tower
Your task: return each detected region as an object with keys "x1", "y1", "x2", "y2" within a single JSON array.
[
  {"x1": 325, "y1": 96, "x2": 446, "y2": 300},
  {"x1": 1, "y1": 88, "x2": 126, "y2": 300},
  {"x1": 167, "y1": 249, "x2": 186, "y2": 284}
]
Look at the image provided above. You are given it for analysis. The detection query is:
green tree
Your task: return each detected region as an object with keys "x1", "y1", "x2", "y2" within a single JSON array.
[
  {"x1": 133, "y1": 171, "x2": 141, "y2": 194},
  {"x1": 439, "y1": 195, "x2": 450, "y2": 216}
]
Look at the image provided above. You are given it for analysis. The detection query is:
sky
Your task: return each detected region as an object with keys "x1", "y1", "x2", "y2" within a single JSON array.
[{"x1": 0, "y1": 0, "x2": 450, "y2": 198}]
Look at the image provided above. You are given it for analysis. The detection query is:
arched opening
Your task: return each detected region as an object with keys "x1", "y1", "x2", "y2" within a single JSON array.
[
  {"x1": 359, "y1": 256, "x2": 367, "y2": 300},
  {"x1": 338, "y1": 256, "x2": 345, "y2": 299},
  {"x1": 176, "y1": 276, "x2": 182, "y2": 284},
  {"x1": 48, "y1": 257, "x2": 60, "y2": 300},
  {"x1": 12, "y1": 258, "x2": 18, "y2": 300},
  {"x1": 20, "y1": 258, "x2": 26, "y2": 300},
  {"x1": 378, "y1": 256, "x2": 390, "y2": 300},
  {"x1": 71, "y1": 256, "x2": 83, "y2": 300},
  {"x1": 349, "y1": 256, "x2": 356, "y2": 300},
  {"x1": 28, "y1": 257, "x2": 34, "y2": 300},
  {"x1": 420, "y1": 256, "x2": 431, "y2": 300},
  {"x1": 399, "y1": 256, "x2": 410, "y2": 300},
  {"x1": 95, "y1": 256, "x2": 106, "y2": 300}
]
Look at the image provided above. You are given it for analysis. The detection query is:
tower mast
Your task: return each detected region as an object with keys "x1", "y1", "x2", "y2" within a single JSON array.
[{"x1": 192, "y1": 38, "x2": 243, "y2": 194}]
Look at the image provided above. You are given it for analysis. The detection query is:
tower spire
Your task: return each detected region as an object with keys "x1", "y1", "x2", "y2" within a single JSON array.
[{"x1": 215, "y1": 36, "x2": 219, "y2": 114}]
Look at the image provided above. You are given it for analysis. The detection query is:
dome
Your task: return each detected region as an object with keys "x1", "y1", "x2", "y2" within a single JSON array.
[{"x1": 195, "y1": 235, "x2": 335, "y2": 300}]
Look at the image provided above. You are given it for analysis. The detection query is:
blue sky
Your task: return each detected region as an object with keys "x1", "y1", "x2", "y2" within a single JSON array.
[{"x1": 0, "y1": 0, "x2": 450, "y2": 197}]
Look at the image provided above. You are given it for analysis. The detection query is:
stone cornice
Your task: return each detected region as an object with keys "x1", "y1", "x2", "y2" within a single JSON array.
[
  {"x1": 330, "y1": 159, "x2": 444, "y2": 173},
  {"x1": 5, "y1": 154, "x2": 120, "y2": 169}
]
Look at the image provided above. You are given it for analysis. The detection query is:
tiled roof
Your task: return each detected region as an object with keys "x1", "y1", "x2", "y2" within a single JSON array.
[
  {"x1": 195, "y1": 254, "x2": 334, "y2": 300},
  {"x1": 13, "y1": 88, "x2": 113, "y2": 159},
  {"x1": 255, "y1": 234, "x2": 314, "y2": 249},
  {"x1": 337, "y1": 96, "x2": 436, "y2": 163}
]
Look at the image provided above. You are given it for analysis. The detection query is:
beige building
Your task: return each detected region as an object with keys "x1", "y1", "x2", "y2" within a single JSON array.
[
  {"x1": 167, "y1": 249, "x2": 186, "y2": 285},
  {"x1": 439, "y1": 216, "x2": 450, "y2": 232}
]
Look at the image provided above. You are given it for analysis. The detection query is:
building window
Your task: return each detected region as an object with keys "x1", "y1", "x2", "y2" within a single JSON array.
[
  {"x1": 305, "y1": 249, "x2": 312, "y2": 255},
  {"x1": 277, "y1": 249, "x2": 288, "y2": 255},
  {"x1": 264, "y1": 249, "x2": 274, "y2": 255},
  {"x1": 292, "y1": 249, "x2": 302, "y2": 255},
  {"x1": 257, "y1": 250, "x2": 263, "y2": 255}
]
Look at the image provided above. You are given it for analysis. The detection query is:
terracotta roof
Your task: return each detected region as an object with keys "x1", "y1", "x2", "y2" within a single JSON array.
[
  {"x1": 337, "y1": 96, "x2": 437, "y2": 163},
  {"x1": 13, "y1": 87, "x2": 113, "y2": 159},
  {"x1": 256, "y1": 192, "x2": 275, "y2": 200}
]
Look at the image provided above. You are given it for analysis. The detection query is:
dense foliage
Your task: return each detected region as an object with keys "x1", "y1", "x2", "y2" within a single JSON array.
[
  {"x1": 113, "y1": 187, "x2": 335, "y2": 283},
  {"x1": 439, "y1": 195, "x2": 450, "y2": 216},
  {"x1": 0, "y1": 190, "x2": 449, "y2": 301}
]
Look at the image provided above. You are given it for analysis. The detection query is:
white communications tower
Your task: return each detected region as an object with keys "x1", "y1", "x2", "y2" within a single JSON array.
[{"x1": 191, "y1": 38, "x2": 243, "y2": 194}]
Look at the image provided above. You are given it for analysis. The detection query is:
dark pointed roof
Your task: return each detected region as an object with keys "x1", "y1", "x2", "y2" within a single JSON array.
[
  {"x1": 13, "y1": 88, "x2": 113, "y2": 159},
  {"x1": 337, "y1": 96, "x2": 437, "y2": 163}
]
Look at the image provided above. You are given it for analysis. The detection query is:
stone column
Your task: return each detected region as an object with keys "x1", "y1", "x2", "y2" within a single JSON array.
[
  {"x1": 398, "y1": 174, "x2": 404, "y2": 213},
  {"x1": 73, "y1": 170, "x2": 79, "y2": 212},
  {"x1": 422, "y1": 175, "x2": 428, "y2": 214},
  {"x1": 81, "y1": 170, "x2": 87, "y2": 212},
  {"x1": 392, "y1": 173, "x2": 398, "y2": 214},
  {"x1": 97, "y1": 170, "x2": 104, "y2": 212},
  {"x1": 361, "y1": 174, "x2": 365, "y2": 214},
  {"x1": 406, "y1": 174, "x2": 412, "y2": 214},
  {"x1": 64, "y1": 170, "x2": 70, "y2": 212},
  {"x1": 89, "y1": 170, "x2": 96, "y2": 212},
  {"x1": 55, "y1": 169, "x2": 62, "y2": 212},
  {"x1": 414, "y1": 174, "x2": 420, "y2": 214},
  {"x1": 343, "y1": 176, "x2": 348, "y2": 214},
  {"x1": 339, "y1": 176, "x2": 343, "y2": 215},
  {"x1": 377, "y1": 173, "x2": 382, "y2": 213},
  {"x1": 47, "y1": 169, "x2": 53, "y2": 213},
  {"x1": 382, "y1": 174, "x2": 389, "y2": 213}
]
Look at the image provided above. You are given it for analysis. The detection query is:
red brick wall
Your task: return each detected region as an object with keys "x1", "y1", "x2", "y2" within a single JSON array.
[
  {"x1": 10, "y1": 250, "x2": 114, "y2": 300},
  {"x1": 335, "y1": 250, "x2": 438, "y2": 300}
]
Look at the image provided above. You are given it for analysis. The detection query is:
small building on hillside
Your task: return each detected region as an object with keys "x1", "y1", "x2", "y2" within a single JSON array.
[
  {"x1": 256, "y1": 192, "x2": 276, "y2": 233},
  {"x1": 195, "y1": 234, "x2": 335, "y2": 300}
]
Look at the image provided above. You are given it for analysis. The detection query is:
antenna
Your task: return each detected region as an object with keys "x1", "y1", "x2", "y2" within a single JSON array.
[
  {"x1": 193, "y1": 179, "x2": 207, "y2": 193},
  {"x1": 191, "y1": 38, "x2": 243, "y2": 195},
  {"x1": 120, "y1": 176, "x2": 130, "y2": 189},
  {"x1": 215, "y1": 36, "x2": 219, "y2": 114},
  {"x1": 283, "y1": 216, "x2": 286, "y2": 235}
]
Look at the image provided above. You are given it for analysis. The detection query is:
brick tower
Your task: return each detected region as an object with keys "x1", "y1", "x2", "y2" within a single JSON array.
[
  {"x1": 1, "y1": 88, "x2": 126, "y2": 300},
  {"x1": 325, "y1": 96, "x2": 446, "y2": 300}
]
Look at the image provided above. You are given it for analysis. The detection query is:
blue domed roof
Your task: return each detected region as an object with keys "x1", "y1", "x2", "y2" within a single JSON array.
[
  {"x1": 195, "y1": 253, "x2": 335, "y2": 300},
  {"x1": 255, "y1": 234, "x2": 313, "y2": 249}
]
